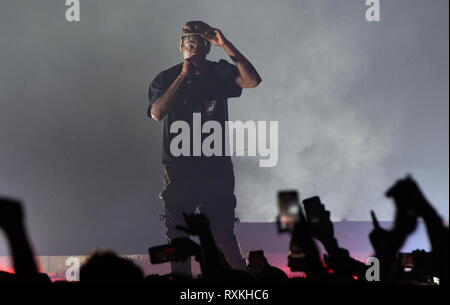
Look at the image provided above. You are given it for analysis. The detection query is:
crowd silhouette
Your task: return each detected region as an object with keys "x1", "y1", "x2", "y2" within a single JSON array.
[{"x1": 0, "y1": 175, "x2": 448, "y2": 286}]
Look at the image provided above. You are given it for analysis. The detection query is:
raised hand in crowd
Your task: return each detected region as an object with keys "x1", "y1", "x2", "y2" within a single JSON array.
[
  {"x1": 176, "y1": 213, "x2": 232, "y2": 278},
  {"x1": 387, "y1": 176, "x2": 448, "y2": 283},
  {"x1": 289, "y1": 211, "x2": 327, "y2": 280},
  {"x1": 0, "y1": 197, "x2": 42, "y2": 282},
  {"x1": 307, "y1": 202, "x2": 366, "y2": 280}
]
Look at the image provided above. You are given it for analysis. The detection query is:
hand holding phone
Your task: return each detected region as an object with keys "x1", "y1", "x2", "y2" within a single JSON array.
[
  {"x1": 303, "y1": 196, "x2": 323, "y2": 224},
  {"x1": 276, "y1": 190, "x2": 301, "y2": 232},
  {"x1": 386, "y1": 175, "x2": 430, "y2": 215},
  {"x1": 148, "y1": 237, "x2": 200, "y2": 264},
  {"x1": 302, "y1": 196, "x2": 337, "y2": 245}
]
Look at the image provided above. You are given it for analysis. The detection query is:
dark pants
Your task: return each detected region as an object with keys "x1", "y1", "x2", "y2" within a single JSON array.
[{"x1": 159, "y1": 164, "x2": 246, "y2": 277}]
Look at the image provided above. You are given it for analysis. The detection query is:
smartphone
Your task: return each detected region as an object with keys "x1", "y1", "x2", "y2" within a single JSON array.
[
  {"x1": 148, "y1": 244, "x2": 185, "y2": 264},
  {"x1": 303, "y1": 196, "x2": 323, "y2": 224},
  {"x1": 277, "y1": 190, "x2": 300, "y2": 232}
]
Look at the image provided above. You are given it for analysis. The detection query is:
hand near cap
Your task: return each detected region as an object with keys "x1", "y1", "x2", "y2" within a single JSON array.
[{"x1": 203, "y1": 28, "x2": 228, "y2": 47}]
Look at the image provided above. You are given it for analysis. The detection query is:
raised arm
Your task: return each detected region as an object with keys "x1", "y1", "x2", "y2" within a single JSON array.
[
  {"x1": 205, "y1": 28, "x2": 262, "y2": 88},
  {"x1": 149, "y1": 58, "x2": 197, "y2": 121},
  {"x1": 0, "y1": 197, "x2": 38, "y2": 279}
]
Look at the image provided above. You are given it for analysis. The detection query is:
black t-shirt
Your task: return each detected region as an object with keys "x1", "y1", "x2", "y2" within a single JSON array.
[{"x1": 148, "y1": 59, "x2": 242, "y2": 170}]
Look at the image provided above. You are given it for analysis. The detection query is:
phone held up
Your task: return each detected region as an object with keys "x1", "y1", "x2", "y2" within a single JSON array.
[
  {"x1": 277, "y1": 190, "x2": 301, "y2": 233},
  {"x1": 277, "y1": 190, "x2": 325, "y2": 232}
]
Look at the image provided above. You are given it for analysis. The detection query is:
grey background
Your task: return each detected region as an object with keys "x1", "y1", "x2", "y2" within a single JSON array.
[{"x1": 0, "y1": 0, "x2": 448, "y2": 255}]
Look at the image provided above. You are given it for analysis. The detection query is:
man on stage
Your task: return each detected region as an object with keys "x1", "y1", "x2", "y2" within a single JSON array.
[{"x1": 147, "y1": 21, "x2": 261, "y2": 277}]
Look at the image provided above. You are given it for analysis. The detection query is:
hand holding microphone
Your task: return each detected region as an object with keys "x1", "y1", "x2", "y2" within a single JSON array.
[{"x1": 181, "y1": 54, "x2": 203, "y2": 79}]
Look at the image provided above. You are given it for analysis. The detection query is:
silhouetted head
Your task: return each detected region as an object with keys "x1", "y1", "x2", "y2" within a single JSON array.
[{"x1": 80, "y1": 249, "x2": 143, "y2": 283}]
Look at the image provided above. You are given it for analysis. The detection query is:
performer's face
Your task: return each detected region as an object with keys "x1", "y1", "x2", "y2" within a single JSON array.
[{"x1": 181, "y1": 35, "x2": 208, "y2": 59}]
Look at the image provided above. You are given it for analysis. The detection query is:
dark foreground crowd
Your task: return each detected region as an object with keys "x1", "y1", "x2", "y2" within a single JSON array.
[{"x1": 0, "y1": 175, "x2": 448, "y2": 286}]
